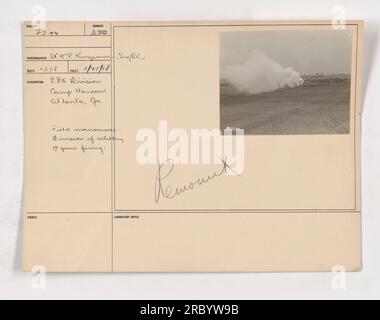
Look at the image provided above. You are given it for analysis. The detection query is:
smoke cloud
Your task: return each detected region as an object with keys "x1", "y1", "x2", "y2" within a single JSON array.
[{"x1": 222, "y1": 50, "x2": 304, "y2": 95}]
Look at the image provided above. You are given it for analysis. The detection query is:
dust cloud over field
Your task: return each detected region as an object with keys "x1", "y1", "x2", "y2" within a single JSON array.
[{"x1": 220, "y1": 75, "x2": 351, "y2": 135}]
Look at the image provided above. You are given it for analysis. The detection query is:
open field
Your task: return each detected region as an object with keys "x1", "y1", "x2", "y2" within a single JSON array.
[{"x1": 220, "y1": 75, "x2": 351, "y2": 135}]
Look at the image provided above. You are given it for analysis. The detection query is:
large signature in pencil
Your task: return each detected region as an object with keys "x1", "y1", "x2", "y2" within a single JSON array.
[{"x1": 154, "y1": 157, "x2": 239, "y2": 203}]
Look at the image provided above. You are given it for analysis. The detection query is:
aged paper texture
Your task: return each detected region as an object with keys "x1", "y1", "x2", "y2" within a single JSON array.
[{"x1": 23, "y1": 21, "x2": 363, "y2": 272}]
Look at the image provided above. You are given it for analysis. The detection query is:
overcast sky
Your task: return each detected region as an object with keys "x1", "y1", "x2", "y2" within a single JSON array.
[{"x1": 220, "y1": 29, "x2": 353, "y2": 75}]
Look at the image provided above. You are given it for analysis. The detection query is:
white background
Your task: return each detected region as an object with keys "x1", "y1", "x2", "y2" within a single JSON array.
[{"x1": 0, "y1": 0, "x2": 379, "y2": 300}]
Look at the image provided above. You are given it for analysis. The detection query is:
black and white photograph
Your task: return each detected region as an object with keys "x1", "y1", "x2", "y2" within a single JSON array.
[{"x1": 220, "y1": 29, "x2": 353, "y2": 135}]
